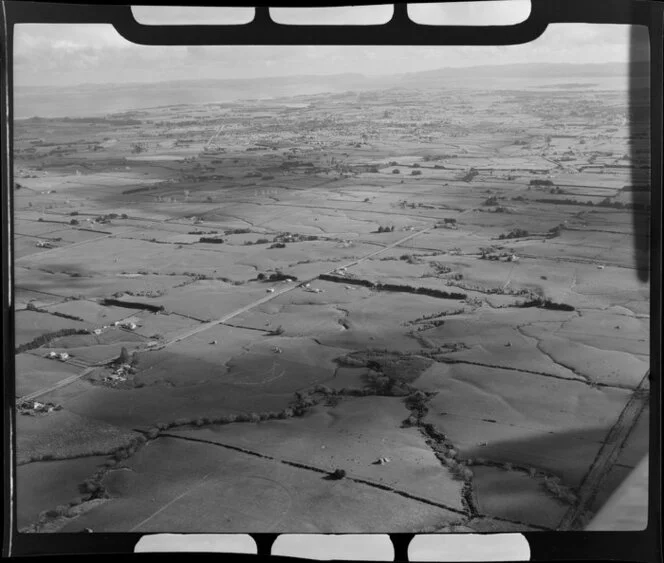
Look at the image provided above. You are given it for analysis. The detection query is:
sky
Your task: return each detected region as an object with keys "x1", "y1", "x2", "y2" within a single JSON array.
[{"x1": 13, "y1": 3, "x2": 649, "y2": 87}]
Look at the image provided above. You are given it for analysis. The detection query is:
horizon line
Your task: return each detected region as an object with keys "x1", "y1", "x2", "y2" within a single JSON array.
[{"x1": 14, "y1": 59, "x2": 641, "y2": 90}]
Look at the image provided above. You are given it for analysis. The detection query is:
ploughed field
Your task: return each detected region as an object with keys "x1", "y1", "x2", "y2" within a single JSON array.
[{"x1": 13, "y1": 83, "x2": 650, "y2": 533}]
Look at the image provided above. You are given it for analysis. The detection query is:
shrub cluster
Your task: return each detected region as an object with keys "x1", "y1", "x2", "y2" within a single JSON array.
[
  {"x1": 461, "y1": 168, "x2": 479, "y2": 182},
  {"x1": 93, "y1": 212, "x2": 125, "y2": 223},
  {"x1": 273, "y1": 232, "x2": 318, "y2": 244},
  {"x1": 548, "y1": 224, "x2": 565, "y2": 237},
  {"x1": 542, "y1": 476, "x2": 578, "y2": 504},
  {"x1": 448, "y1": 462, "x2": 474, "y2": 481},
  {"x1": 400, "y1": 254, "x2": 421, "y2": 264},
  {"x1": 405, "y1": 309, "x2": 464, "y2": 326},
  {"x1": 262, "y1": 271, "x2": 298, "y2": 282},
  {"x1": 498, "y1": 228, "x2": 529, "y2": 240},
  {"x1": 111, "y1": 434, "x2": 147, "y2": 462},
  {"x1": 430, "y1": 262, "x2": 452, "y2": 275},
  {"x1": 405, "y1": 391, "x2": 429, "y2": 419}
]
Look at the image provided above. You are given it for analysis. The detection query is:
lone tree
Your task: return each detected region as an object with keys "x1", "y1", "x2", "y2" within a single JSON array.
[
  {"x1": 461, "y1": 168, "x2": 479, "y2": 182},
  {"x1": 130, "y1": 142, "x2": 147, "y2": 154},
  {"x1": 329, "y1": 469, "x2": 346, "y2": 480},
  {"x1": 118, "y1": 347, "x2": 131, "y2": 365}
]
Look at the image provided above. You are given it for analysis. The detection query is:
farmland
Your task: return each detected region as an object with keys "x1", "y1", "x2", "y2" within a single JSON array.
[{"x1": 13, "y1": 66, "x2": 650, "y2": 533}]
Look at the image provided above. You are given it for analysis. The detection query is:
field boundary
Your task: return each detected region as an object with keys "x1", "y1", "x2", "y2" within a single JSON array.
[{"x1": 160, "y1": 431, "x2": 468, "y2": 516}]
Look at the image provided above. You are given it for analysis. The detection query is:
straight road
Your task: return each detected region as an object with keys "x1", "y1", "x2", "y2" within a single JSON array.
[
  {"x1": 18, "y1": 364, "x2": 98, "y2": 403},
  {"x1": 158, "y1": 224, "x2": 433, "y2": 349},
  {"x1": 16, "y1": 225, "x2": 434, "y2": 400},
  {"x1": 15, "y1": 228, "x2": 140, "y2": 264}
]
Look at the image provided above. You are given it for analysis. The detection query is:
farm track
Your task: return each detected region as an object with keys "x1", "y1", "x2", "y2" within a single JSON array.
[
  {"x1": 15, "y1": 228, "x2": 113, "y2": 240},
  {"x1": 516, "y1": 252, "x2": 644, "y2": 270},
  {"x1": 14, "y1": 228, "x2": 141, "y2": 263},
  {"x1": 14, "y1": 287, "x2": 66, "y2": 301},
  {"x1": 18, "y1": 365, "x2": 98, "y2": 403},
  {"x1": 128, "y1": 470, "x2": 217, "y2": 532},
  {"x1": 556, "y1": 370, "x2": 650, "y2": 530}
]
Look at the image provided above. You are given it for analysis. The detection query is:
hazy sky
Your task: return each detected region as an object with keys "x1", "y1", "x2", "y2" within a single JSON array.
[{"x1": 13, "y1": 3, "x2": 649, "y2": 87}]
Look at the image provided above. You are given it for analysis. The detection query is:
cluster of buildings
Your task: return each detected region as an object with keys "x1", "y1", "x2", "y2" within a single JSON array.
[{"x1": 47, "y1": 351, "x2": 69, "y2": 361}]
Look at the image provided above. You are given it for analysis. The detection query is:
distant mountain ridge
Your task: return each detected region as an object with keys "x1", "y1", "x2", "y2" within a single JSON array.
[{"x1": 399, "y1": 61, "x2": 648, "y2": 79}]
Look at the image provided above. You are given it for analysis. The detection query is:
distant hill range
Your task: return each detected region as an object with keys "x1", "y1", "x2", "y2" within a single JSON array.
[
  {"x1": 15, "y1": 61, "x2": 648, "y2": 119},
  {"x1": 400, "y1": 61, "x2": 649, "y2": 80}
]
